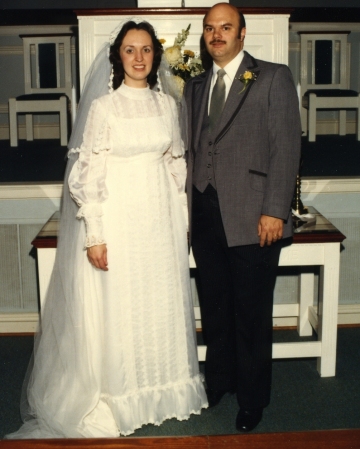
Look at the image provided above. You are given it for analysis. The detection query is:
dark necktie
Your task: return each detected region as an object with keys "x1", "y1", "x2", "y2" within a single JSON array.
[{"x1": 209, "y1": 68, "x2": 226, "y2": 130}]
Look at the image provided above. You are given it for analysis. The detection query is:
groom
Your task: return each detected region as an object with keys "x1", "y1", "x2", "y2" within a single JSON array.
[{"x1": 184, "y1": 3, "x2": 301, "y2": 431}]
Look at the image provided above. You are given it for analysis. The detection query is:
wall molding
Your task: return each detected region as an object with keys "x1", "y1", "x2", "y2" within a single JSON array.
[
  {"x1": 0, "y1": 112, "x2": 357, "y2": 140},
  {"x1": 0, "y1": 44, "x2": 76, "y2": 56},
  {"x1": 273, "y1": 304, "x2": 360, "y2": 328},
  {"x1": 289, "y1": 42, "x2": 348, "y2": 53},
  {"x1": 0, "y1": 183, "x2": 63, "y2": 200},
  {"x1": 0, "y1": 103, "x2": 8, "y2": 114},
  {"x1": 0, "y1": 25, "x2": 77, "y2": 36},
  {"x1": 0, "y1": 45, "x2": 23, "y2": 55},
  {"x1": 290, "y1": 22, "x2": 360, "y2": 33},
  {"x1": 0, "y1": 174, "x2": 359, "y2": 201},
  {"x1": 0, "y1": 123, "x2": 62, "y2": 140},
  {"x1": 0, "y1": 313, "x2": 38, "y2": 333},
  {"x1": 313, "y1": 118, "x2": 357, "y2": 136},
  {"x1": 302, "y1": 177, "x2": 360, "y2": 194},
  {"x1": 2, "y1": 305, "x2": 360, "y2": 334}
]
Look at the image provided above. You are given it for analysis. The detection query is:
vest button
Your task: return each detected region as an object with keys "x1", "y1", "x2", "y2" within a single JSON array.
[
  {"x1": 208, "y1": 152, "x2": 212, "y2": 156},
  {"x1": 207, "y1": 163, "x2": 212, "y2": 168},
  {"x1": 207, "y1": 176, "x2": 212, "y2": 180},
  {"x1": 208, "y1": 141, "x2": 213, "y2": 146}
]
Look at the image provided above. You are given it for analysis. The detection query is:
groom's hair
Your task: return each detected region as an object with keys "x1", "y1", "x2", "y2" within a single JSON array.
[{"x1": 238, "y1": 12, "x2": 246, "y2": 38}]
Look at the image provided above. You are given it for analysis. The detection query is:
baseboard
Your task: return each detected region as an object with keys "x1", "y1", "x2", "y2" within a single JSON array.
[
  {"x1": 314, "y1": 119, "x2": 357, "y2": 135},
  {"x1": 0, "y1": 123, "x2": 60, "y2": 140},
  {"x1": 0, "y1": 313, "x2": 38, "y2": 333},
  {"x1": 3, "y1": 304, "x2": 360, "y2": 334},
  {"x1": 273, "y1": 304, "x2": 360, "y2": 327},
  {"x1": 0, "y1": 118, "x2": 357, "y2": 140}
]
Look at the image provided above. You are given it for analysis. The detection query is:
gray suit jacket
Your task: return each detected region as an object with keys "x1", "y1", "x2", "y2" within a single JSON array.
[{"x1": 184, "y1": 51, "x2": 302, "y2": 247}]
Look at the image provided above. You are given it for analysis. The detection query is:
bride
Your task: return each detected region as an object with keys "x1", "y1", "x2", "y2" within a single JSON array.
[{"x1": 7, "y1": 18, "x2": 207, "y2": 439}]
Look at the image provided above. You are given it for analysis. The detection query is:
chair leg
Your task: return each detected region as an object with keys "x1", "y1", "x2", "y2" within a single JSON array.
[
  {"x1": 308, "y1": 93, "x2": 317, "y2": 142},
  {"x1": 25, "y1": 114, "x2": 34, "y2": 141},
  {"x1": 59, "y1": 97, "x2": 68, "y2": 146},
  {"x1": 8, "y1": 99, "x2": 18, "y2": 147},
  {"x1": 339, "y1": 110, "x2": 346, "y2": 136}
]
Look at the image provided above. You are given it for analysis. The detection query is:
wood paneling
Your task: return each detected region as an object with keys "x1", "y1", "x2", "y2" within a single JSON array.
[
  {"x1": 74, "y1": 7, "x2": 294, "y2": 16},
  {"x1": 1, "y1": 430, "x2": 360, "y2": 449}
]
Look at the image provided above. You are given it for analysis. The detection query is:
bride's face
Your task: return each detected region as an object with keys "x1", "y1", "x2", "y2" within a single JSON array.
[{"x1": 119, "y1": 29, "x2": 154, "y2": 88}]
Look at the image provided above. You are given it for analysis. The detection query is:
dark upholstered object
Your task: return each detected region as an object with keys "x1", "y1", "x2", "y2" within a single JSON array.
[
  {"x1": 16, "y1": 93, "x2": 68, "y2": 101},
  {"x1": 304, "y1": 89, "x2": 358, "y2": 97}
]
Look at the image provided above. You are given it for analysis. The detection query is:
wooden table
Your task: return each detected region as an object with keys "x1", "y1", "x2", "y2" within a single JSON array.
[{"x1": 32, "y1": 207, "x2": 345, "y2": 377}]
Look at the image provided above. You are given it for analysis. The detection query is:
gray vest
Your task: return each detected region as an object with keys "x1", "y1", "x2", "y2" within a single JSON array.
[{"x1": 192, "y1": 104, "x2": 218, "y2": 192}]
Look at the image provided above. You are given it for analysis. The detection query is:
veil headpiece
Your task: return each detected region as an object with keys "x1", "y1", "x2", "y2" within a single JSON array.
[{"x1": 68, "y1": 16, "x2": 187, "y2": 153}]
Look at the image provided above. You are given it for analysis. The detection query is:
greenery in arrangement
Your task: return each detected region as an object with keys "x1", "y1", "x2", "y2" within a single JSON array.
[{"x1": 161, "y1": 24, "x2": 204, "y2": 94}]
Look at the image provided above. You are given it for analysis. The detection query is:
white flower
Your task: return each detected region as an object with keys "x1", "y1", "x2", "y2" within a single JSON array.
[{"x1": 164, "y1": 46, "x2": 182, "y2": 66}]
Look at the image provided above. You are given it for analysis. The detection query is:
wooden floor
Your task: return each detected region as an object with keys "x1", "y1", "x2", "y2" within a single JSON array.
[{"x1": 1, "y1": 430, "x2": 360, "y2": 449}]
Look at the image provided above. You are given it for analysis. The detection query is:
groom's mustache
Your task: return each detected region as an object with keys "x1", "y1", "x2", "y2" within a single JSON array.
[{"x1": 209, "y1": 39, "x2": 226, "y2": 45}]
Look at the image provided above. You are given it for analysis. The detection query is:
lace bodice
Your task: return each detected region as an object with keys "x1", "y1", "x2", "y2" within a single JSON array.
[{"x1": 68, "y1": 83, "x2": 187, "y2": 247}]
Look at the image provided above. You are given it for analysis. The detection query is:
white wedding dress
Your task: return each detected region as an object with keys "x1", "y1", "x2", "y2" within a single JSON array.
[{"x1": 7, "y1": 83, "x2": 207, "y2": 439}]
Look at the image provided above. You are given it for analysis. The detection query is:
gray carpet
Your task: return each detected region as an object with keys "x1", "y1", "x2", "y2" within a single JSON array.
[{"x1": 1, "y1": 327, "x2": 360, "y2": 438}]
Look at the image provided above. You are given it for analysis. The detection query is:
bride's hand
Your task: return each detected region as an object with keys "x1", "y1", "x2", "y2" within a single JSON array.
[{"x1": 87, "y1": 244, "x2": 108, "y2": 271}]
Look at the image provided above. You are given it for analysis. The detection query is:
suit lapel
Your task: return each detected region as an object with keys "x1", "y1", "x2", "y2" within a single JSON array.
[
  {"x1": 215, "y1": 52, "x2": 259, "y2": 143},
  {"x1": 191, "y1": 70, "x2": 212, "y2": 151}
]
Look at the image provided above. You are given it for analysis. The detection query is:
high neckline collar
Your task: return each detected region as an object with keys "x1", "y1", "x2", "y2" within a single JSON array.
[{"x1": 117, "y1": 82, "x2": 152, "y2": 100}]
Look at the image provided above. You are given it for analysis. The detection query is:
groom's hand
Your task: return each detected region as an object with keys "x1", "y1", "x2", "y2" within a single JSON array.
[{"x1": 257, "y1": 215, "x2": 283, "y2": 247}]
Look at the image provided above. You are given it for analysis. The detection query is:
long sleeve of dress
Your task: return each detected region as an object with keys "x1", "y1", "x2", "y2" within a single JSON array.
[
  {"x1": 162, "y1": 95, "x2": 188, "y2": 227},
  {"x1": 68, "y1": 98, "x2": 111, "y2": 247}
]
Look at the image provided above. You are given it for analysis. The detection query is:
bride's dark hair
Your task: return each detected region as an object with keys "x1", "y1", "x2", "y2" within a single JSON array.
[{"x1": 109, "y1": 21, "x2": 163, "y2": 90}]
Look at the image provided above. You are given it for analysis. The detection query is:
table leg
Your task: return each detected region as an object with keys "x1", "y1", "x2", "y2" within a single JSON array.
[
  {"x1": 37, "y1": 248, "x2": 57, "y2": 317},
  {"x1": 317, "y1": 242, "x2": 340, "y2": 377}
]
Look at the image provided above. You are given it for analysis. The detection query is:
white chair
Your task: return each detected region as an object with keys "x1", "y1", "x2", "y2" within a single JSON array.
[
  {"x1": 8, "y1": 34, "x2": 73, "y2": 147},
  {"x1": 299, "y1": 32, "x2": 360, "y2": 142}
]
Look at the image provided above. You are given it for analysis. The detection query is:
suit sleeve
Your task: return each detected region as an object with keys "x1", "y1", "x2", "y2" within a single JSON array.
[{"x1": 261, "y1": 65, "x2": 301, "y2": 220}]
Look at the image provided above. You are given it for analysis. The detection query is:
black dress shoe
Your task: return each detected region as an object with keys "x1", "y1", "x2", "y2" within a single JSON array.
[
  {"x1": 235, "y1": 408, "x2": 263, "y2": 432},
  {"x1": 206, "y1": 388, "x2": 235, "y2": 408}
]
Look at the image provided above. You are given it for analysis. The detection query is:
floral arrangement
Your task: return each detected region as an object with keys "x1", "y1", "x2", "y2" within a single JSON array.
[
  {"x1": 161, "y1": 24, "x2": 204, "y2": 95},
  {"x1": 236, "y1": 71, "x2": 257, "y2": 94}
]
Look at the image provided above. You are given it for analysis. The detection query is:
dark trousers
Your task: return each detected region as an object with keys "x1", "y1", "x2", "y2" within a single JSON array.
[{"x1": 192, "y1": 185, "x2": 287, "y2": 409}]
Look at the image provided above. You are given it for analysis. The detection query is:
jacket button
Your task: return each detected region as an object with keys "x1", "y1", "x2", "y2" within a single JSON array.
[
  {"x1": 208, "y1": 141, "x2": 213, "y2": 146},
  {"x1": 207, "y1": 163, "x2": 212, "y2": 168}
]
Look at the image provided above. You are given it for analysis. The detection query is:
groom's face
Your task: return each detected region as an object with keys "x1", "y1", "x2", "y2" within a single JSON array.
[{"x1": 203, "y1": 4, "x2": 246, "y2": 68}]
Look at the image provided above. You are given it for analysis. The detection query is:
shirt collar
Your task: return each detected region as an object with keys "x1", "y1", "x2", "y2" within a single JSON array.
[{"x1": 212, "y1": 50, "x2": 244, "y2": 81}]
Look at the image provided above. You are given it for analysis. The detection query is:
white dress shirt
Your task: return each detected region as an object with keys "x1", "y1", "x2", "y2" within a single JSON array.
[{"x1": 208, "y1": 50, "x2": 244, "y2": 113}]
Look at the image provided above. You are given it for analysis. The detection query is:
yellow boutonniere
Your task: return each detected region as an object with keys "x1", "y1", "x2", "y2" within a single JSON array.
[{"x1": 237, "y1": 71, "x2": 257, "y2": 94}]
